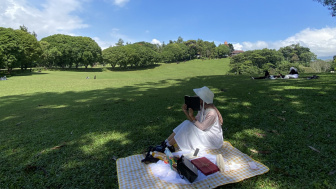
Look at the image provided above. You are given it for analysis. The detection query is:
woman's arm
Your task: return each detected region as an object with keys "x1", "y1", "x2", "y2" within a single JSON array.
[
  {"x1": 193, "y1": 110, "x2": 217, "y2": 130},
  {"x1": 182, "y1": 104, "x2": 194, "y2": 122}
]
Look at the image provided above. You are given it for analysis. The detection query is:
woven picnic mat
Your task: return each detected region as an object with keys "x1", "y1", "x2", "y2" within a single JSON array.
[{"x1": 117, "y1": 141, "x2": 269, "y2": 189}]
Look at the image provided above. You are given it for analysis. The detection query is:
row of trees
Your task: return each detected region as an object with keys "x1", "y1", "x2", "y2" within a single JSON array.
[
  {"x1": 103, "y1": 37, "x2": 233, "y2": 68},
  {"x1": 230, "y1": 44, "x2": 336, "y2": 74},
  {"x1": 1, "y1": 25, "x2": 335, "y2": 73},
  {"x1": 103, "y1": 42, "x2": 159, "y2": 68},
  {"x1": 1, "y1": 26, "x2": 234, "y2": 72},
  {"x1": 160, "y1": 37, "x2": 233, "y2": 62},
  {"x1": 0, "y1": 26, "x2": 102, "y2": 73}
]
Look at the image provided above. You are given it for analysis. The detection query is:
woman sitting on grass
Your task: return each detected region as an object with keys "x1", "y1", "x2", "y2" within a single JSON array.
[
  {"x1": 163, "y1": 86, "x2": 224, "y2": 152},
  {"x1": 284, "y1": 67, "x2": 299, "y2": 79}
]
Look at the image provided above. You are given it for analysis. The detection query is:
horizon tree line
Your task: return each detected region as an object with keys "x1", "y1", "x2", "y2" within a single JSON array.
[{"x1": 1, "y1": 26, "x2": 335, "y2": 74}]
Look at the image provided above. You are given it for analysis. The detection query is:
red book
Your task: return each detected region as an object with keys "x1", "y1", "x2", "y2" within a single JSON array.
[{"x1": 191, "y1": 157, "x2": 219, "y2": 176}]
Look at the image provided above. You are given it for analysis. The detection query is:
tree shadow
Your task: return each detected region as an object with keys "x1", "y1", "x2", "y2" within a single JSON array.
[
  {"x1": 0, "y1": 74, "x2": 335, "y2": 188},
  {"x1": 108, "y1": 64, "x2": 162, "y2": 72},
  {"x1": 42, "y1": 64, "x2": 162, "y2": 73}
]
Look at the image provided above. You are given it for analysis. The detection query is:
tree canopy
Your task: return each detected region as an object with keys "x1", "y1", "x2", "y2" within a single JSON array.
[
  {"x1": 315, "y1": 0, "x2": 336, "y2": 16},
  {"x1": 230, "y1": 44, "x2": 318, "y2": 74},
  {"x1": 40, "y1": 34, "x2": 102, "y2": 68},
  {"x1": 103, "y1": 42, "x2": 159, "y2": 68},
  {"x1": 1, "y1": 26, "x2": 333, "y2": 73},
  {"x1": 0, "y1": 26, "x2": 41, "y2": 73}
]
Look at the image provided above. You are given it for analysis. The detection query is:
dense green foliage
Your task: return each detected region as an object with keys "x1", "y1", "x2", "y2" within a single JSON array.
[
  {"x1": 229, "y1": 44, "x2": 323, "y2": 75},
  {"x1": 40, "y1": 34, "x2": 102, "y2": 69},
  {"x1": 1, "y1": 59, "x2": 336, "y2": 188},
  {"x1": 103, "y1": 42, "x2": 159, "y2": 68},
  {"x1": 101, "y1": 37, "x2": 233, "y2": 67},
  {"x1": 279, "y1": 44, "x2": 317, "y2": 66},
  {"x1": 0, "y1": 27, "x2": 41, "y2": 73},
  {"x1": 1, "y1": 26, "x2": 335, "y2": 74},
  {"x1": 159, "y1": 38, "x2": 232, "y2": 63}
]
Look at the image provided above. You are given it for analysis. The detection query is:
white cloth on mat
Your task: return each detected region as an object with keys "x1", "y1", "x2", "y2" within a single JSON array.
[
  {"x1": 284, "y1": 74, "x2": 299, "y2": 79},
  {"x1": 148, "y1": 152, "x2": 218, "y2": 184},
  {"x1": 173, "y1": 108, "x2": 223, "y2": 151}
]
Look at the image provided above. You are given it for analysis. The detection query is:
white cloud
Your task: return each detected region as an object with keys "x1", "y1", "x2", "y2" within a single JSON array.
[
  {"x1": 233, "y1": 43, "x2": 243, "y2": 50},
  {"x1": 235, "y1": 27, "x2": 336, "y2": 58},
  {"x1": 241, "y1": 41, "x2": 269, "y2": 50},
  {"x1": 113, "y1": 0, "x2": 130, "y2": 7},
  {"x1": 0, "y1": 0, "x2": 88, "y2": 39},
  {"x1": 110, "y1": 28, "x2": 134, "y2": 44},
  {"x1": 151, "y1": 39, "x2": 161, "y2": 45},
  {"x1": 93, "y1": 37, "x2": 113, "y2": 50}
]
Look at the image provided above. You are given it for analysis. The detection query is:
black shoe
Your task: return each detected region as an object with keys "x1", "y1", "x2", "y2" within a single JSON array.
[
  {"x1": 153, "y1": 145, "x2": 164, "y2": 153},
  {"x1": 160, "y1": 140, "x2": 167, "y2": 149},
  {"x1": 152, "y1": 140, "x2": 167, "y2": 153},
  {"x1": 141, "y1": 155, "x2": 159, "y2": 164},
  {"x1": 141, "y1": 146, "x2": 159, "y2": 164}
]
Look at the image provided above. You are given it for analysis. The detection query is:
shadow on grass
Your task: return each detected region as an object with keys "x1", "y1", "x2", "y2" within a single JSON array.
[
  {"x1": 0, "y1": 74, "x2": 335, "y2": 188},
  {"x1": 44, "y1": 64, "x2": 162, "y2": 73},
  {"x1": 8, "y1": 72, "x2": 49, "y2": 77},
  {"x1": 108, "y1": 64, "x2": 162, "y2": 72}
]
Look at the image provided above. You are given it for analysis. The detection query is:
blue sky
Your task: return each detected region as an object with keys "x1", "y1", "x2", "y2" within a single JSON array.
[{"x1": 1, "y1": 0, "x2": 335, "y2": 58}]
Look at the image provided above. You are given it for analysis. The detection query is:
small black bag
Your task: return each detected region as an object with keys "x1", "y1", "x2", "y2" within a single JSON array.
[{"x1": 176, "y1": 156, "x2": 198, "y2": 183}]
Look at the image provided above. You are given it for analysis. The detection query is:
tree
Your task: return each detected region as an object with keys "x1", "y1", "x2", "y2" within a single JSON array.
[
  {"x1": 227, "y1": 43, "x2": 234, "y2": 53},
  {"x1": 184, "y1": 40, "x2": 198, "y2": 60},
  {"x1": 300, "y1": 52, "x2": 317, "y2": 66},
  {"x1": 315, "y1": 0, "x2": 336, "y2": 16},
  {"x1": 331, "y1": 55, "x2": 336, "y2": 70},
  {"x1": 279, "y1": 44, "x2": 316, "y2": 65},
  {"x1": 0, "y1": 27, "x2": 41, "y2": 73},
  {"x1": 49, "y1": 47, "x2": 62, "y2": 68},
  {"x1": 41, "y1": 34, "x2": 101, "y2": 68},
  {"x1": 102, "y1": 46, "x2": 120, "y2": 68},
  {"x1": 16, "y1": 28, "x2": 42, "y2": 70},
  {"x1": 230, "y1": 48, "x2": 284, "y2": 74},
  {"x1": 310, "y1": 59, "x2": 332, "y2": 72},
  {"x1": 77, "y1": 37, "x2": 102, "y2": 69},
  {"x1": 161, "y1": 43, "x2": 186, "y2": 63},
  {"x1": 41, "y1": 34, "x2": 72, "y2": 68},
  {"x1": 0, "y1": 27, "x2": 22, "y2": 73},
  {"x1": 129, "y1": 44, "x2": 158, "y2": 67},
  {"x1": 115, "y1": 38, "x2": 124, "y2": 46},
  {"x1": 215, "y1": 44, "x2": 231, "y2": 58},
  {"x1": 203, "y1": 41, "x2": 216, "y2": 58},
  {"x1": 39, "y1": 41, "x2": 51, "y2": 67},
  {"x1": 176, "y1": 36, "x2": 184, "y2": 44}
]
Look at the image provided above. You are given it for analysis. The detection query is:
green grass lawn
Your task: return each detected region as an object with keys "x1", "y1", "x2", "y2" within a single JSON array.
[{"x1": 1, "y1": 59, "x2": 335, "y2": 188}]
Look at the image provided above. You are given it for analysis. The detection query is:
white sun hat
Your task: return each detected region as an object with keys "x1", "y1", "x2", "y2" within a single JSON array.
[
  {"x1": 290, "y1": 67, "x2": 298, "y2": 72},
  {"x1": 193, "y1": 86, "x2": 214, "y2": 104}
]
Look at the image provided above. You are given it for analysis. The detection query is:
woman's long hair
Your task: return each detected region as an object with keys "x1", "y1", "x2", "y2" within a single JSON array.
[{"x1": 204, "y1": 104, "x2": 223, "y2": 125}]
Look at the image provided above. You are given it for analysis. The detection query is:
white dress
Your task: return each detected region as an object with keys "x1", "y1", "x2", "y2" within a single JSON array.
[{"x1": 173, "y1": 108, "x2": 223, "y2": 151}]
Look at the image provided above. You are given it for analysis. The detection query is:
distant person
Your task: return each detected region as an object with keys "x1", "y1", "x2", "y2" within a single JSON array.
[
  {"x1": 284, "y1": 67, "x2": 299, "y2": 79},
  {"x1": 94, "y1": 75, "x2": 96, "y2": 79}
]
